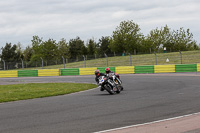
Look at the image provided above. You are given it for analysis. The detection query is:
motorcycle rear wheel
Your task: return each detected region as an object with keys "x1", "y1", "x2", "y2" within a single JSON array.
[
  {"x1": 105, "y1": 85, "x2": 114, "y2": 95},
  {"x1": 107, "y1": 90, "x2": 114, "y2": 95}
]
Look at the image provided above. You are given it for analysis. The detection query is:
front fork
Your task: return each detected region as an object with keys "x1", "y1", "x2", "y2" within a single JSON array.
[{"x1": 113, "y1": 77, "x2": 122, "y2": 85}]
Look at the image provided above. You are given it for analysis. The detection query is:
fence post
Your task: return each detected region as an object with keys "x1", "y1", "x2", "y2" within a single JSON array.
[
  {"x1": 129, "y1": 53, "x2": 132, "y2": 66},
  {"x1": 62, "y1": 56, "x2": 65, "y2": 69},
  {"x1": 3, "y1": 60, "x2": 5, "y2": 70},
  {"x1": 83, "y1": 55, "x2": 86, "y2": 68},
  {"x1": 154, "y1": 52, "x2": 157, "y2": 65},
  {"x1": 104, "y1": 53, "x2": 108, "y2": 67},
  {"x1": 40, "y1": 57, "x2": 44, "y2": 69},
  {"x1": 21, "y1": 58, "x2": 24, "y2": 70},
  {"x1": 179, "y1": 50, "x2": 182, "y2": 64}
]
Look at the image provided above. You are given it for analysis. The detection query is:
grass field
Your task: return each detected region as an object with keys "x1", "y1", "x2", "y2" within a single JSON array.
[
  {"x1": 1, "y1": 50, "x2": 200, "y2": 70},
  {"x1": 38, "y1": 50, "x2": 200, "y2": 69},
  {"x1": 0, "y1": 83, "x2": 97, "y2": 103}
]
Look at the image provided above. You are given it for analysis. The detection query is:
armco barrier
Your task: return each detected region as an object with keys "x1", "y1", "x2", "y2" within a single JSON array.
[
  {"x1": 18, "y1": 70, "x2": 38, "y2": 77},
  {"x1": 79, "y1": 67, "x2": 97, "y2": 75},
  {"x1": 97, "y1": 67, "x2": 115, "y2": 73},
  {"x1": 197, "y1": 64, "x2": 200, "y2": 72},
  {"x1": 38, "y1": 69, "x2": 59, "y2": 77},
  {"x1": 1, "y1": 64, "x2": 200, "y2": 78},
  {"x1": 154, "y1": 65, "x2": 175, "y2": 73},
  {"x1": 175, "y1": 64, "x2": 197, "y2": 72},
  {"x1": 0, "y1": 71, "x2": 18, "y2": 78},
  {"x1": 135, "y1": 65, "x2": 154, "y2": 74},
  {"x1": 60, "y1": 68, "x2": 79, "y2": 76},
  {"x1": 115, "y1": 66, "x2": 134, "y2": 74}
]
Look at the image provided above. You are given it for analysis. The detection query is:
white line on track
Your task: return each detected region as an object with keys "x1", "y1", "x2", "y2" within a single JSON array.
[{"x1": 94, "y1": 112, "x2": 200, "y2": 133}]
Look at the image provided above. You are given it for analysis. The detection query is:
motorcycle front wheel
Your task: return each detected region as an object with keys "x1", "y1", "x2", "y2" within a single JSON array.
[{"x1": 115, "y1": 85, "x2": 121, "y2": 94}]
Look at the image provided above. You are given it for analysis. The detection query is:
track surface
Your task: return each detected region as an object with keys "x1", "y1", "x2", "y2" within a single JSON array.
[{"x1": 1, "y1": 73, "x2": 200, "y2": 133}]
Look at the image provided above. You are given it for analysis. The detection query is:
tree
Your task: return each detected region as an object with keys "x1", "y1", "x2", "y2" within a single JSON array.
[
  {"x1": 57, "y1": 38, "x2": 70, "y2": 59},
  {"x1": 81, "y1": 45, "x2": 88, "y2": 56},
  {"x1": 147, "y1": 25, "x2": 171, "y2": 52},
  {"x1": 30, "y1": 36, "x2": 43, "y2": 63},
  {"x1": 87, "y1": 39, "x2": 96, "y2": 56},
  {"x1": 146, "y1": 25, "x2": 198, "y2": 52},
  {"x1": 68, "y1": 37, "x2": 84, "y2": 59},
  {"x1": 23, "y1": 45, "x2": 33, "y2": 62},
  {"x1": 171, "y1": 27, "x2": 198, "y2": 51},
  {"x1": 41, "y1": 39, "x2": 58, "y2": 61},
  {"x1": 98, "y1": 36, "x2": 111, "y2": 56},
  {"x1": 109, "y1": 20, "x2": 143, "y2": 54},
  {"x1": 140, "y1": 36, "x2": 153, "y2": 54},
  {"x1": 16, "y1": 42, "x2": 24, "y2": 61},
  {"x1": 1, "y1": 43, "x2": 18, "y2": 62},
  {"x1": 31, "y1": 35, "x2": 43, "y2": 55}
]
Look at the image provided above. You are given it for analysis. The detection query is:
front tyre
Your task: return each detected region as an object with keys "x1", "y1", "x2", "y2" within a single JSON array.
[
  {"x1": 118, "y1": 84, "x2": 124, "y2": 91},
  {"x1": 115, "y1": 85, "x2": 121, "y2": 94},
  {"x1": 120, "y1": 86, "x2": 124, "y2": 91}
]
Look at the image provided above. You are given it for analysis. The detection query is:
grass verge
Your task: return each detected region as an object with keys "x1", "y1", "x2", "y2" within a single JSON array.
[
  {"x1": 22, "y1": 50, "x2": 200, "y2": 70},
  {"x1": 0, "y1": 83, "x2": 97, "y2": 103}
]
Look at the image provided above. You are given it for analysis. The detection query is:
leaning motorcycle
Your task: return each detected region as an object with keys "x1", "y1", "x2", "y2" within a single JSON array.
[
  {"x1": 98, "y1": 75, "x2": 120, "y2": 95},
  {"x1": 107, "y1": 73, "x2": 124, "y2": 91}
]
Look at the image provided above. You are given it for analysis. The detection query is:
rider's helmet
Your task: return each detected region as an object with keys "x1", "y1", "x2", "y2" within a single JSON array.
[
  {"x1": 95, "y1": 69, "x2": 100, "y2": 76},
  {"x1": 105, "y1": 67, "x2": 111, "y2": 74}
]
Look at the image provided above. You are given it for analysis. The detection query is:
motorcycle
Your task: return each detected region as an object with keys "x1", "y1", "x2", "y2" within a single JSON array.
[
  {"x1": 98, "y1": 75, "x2": 120, "y2": 95},
  {"x1": 107, "y1": 73, "x2": 124, "y2": 91}
]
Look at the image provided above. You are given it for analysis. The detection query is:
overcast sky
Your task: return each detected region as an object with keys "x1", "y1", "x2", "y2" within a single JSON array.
[{"x1": 0, "y1": 0, "x2": 200, "y2": 50}]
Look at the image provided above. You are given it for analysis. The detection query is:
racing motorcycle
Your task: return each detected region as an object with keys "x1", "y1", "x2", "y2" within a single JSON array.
[
  {"x1": 107, "y1": 73, "x2": 124, "y2": 91},
  {"x1": 98, "y1": 75, "x2": 120, "y2": 95}
]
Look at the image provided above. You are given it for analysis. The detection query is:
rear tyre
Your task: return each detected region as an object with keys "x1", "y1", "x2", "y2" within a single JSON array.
[
  {"x1": 107, "y1": 88, "x2": 114, "y2": 95},
  {"x1": 106, "y1": 85, "x2": 114, "y2": 95}
]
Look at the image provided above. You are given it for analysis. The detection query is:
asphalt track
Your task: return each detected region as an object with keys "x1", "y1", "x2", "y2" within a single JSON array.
[{"x1": 1, "y1": 73, "x2": 200, "y2": 133}]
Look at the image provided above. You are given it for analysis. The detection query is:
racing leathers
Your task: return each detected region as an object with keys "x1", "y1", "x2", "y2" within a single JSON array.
[{"x1": 95, "y1": 72, "x2": 106, "y2": 91}]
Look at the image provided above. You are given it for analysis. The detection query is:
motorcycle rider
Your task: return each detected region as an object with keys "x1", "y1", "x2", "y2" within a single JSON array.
[
  {"x1": 105, "y1": 67, "x2": 120, "y2": 79},
  {"x1": 104, "y1": 67, "x2": 119, "y2": 91},
  {"x1": 95, "y1": 70, "x2": 106, "y2": 91},
  {"x1": 105, "y1": 67, "x2": 123, "y2": 90}
]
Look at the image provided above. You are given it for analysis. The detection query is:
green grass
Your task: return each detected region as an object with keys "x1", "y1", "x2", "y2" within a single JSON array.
[
  {"x1": 41, "y1": 51, "x2": 200, "y2": 68},
  {"x1": 0, "y1": 83, "x2": 97, "y2": 103},
  {"x1": 8, "y1": 50, "x2": 200, "y2": 70}
]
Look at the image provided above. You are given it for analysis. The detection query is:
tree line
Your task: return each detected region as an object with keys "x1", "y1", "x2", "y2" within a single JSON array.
[{"x1": 0, "y1": 20, "x2": 199, "y2": 64}]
